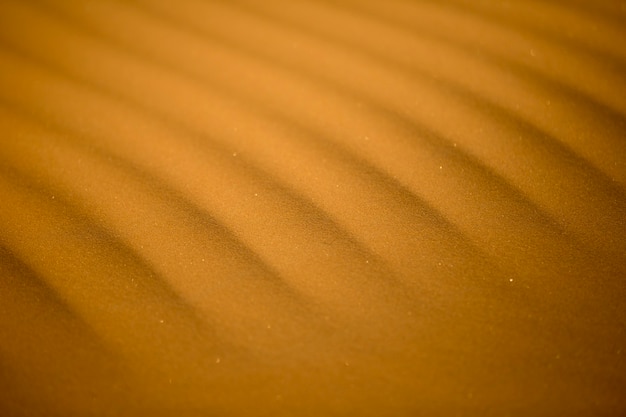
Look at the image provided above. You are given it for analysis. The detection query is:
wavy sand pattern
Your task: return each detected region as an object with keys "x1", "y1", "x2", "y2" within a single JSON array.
[{"x1": 0, "y1": 0, "x2": 625, "y2": 415}]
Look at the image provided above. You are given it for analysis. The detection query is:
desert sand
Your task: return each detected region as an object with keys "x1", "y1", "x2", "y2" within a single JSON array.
[{"x1": 0, "y1": 0, "x2": 625, "y2": 415}]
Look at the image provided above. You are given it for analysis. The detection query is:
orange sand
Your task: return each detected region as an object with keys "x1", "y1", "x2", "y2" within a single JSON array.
[{"x1": 0, "y1": 0, "x2": 625, "y2": 415}]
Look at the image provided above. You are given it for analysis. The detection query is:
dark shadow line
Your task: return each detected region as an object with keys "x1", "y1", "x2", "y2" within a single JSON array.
[
  {"x1": 47, "y1": 0, "x2": 559, "y2": 233},
  {"x1": 0, "y1": 8, "x2": 430, "y2": 293},
  {"x1": 33, "y1": 0, "x2": 626, "y2": 215},
  {"x1": 0, "y1": 239, "x2": 119, "y2": 359},
  {"x1": 546, "y1": 0, "x2": 626, "y2": 32},
  {"x1": 6, "y1": 0, "x2": 601, "y2": 271},
  {"x1": 0, "y1": 45, "x2": 412, "y2": 304},
  {"x1": 117, "y1": 0, "x2": 626, "y2": 228},
  {"x1": 202, "y1": 0, "x2": 626, "y2": 167},
  {"x1": 10, "y1": 0, "x2": 620, "y2": 281},
  {"x1": 0, "y1": 153, "x2": 216, "y2": 346},
  {"x1": 403, "y1": 0, "x2": 626, "y2": 72},
  {"x1": 225, "y1": 0, "x2": 626, "y2": 199},
  {"x1": 5, "y1": 0, "x2": 626, "y2": 349},
  {"x1": 0, "y1": 98, "x2": 316, "y2": 311},
  {"x1": 299, "y1": 0, "x2": 626, "y2": 121},
  {"x1": 211, "y1": 0, "x2": 626, "y2": 169},
  {"x1": 424, "y1": 70, "x2": 626, "y2": 205}
]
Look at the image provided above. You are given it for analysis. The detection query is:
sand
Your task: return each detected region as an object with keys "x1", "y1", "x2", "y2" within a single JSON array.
[{"x1": 0, "y1": 0, "x2": 625, "y2": 415}]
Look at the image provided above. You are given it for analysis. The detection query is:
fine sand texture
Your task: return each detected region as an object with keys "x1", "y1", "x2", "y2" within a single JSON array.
[{"x1": 0, "y1": 0, "x2": 625, "y2": 415}]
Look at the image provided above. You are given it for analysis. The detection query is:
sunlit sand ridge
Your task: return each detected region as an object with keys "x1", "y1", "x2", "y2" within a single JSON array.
[{"x1": 0, "y1": 0, "x2": 625, "y2": 415}]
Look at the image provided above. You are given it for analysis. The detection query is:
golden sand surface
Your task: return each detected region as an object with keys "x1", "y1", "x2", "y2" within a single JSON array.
[{"x1": 0, "y1": 0, "x2": 625, "y2": 415}]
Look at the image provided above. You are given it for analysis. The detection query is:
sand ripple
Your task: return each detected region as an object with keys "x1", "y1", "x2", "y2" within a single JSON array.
[{"x1": 0, "y1": 0, "x2": 625, "y2": 415}]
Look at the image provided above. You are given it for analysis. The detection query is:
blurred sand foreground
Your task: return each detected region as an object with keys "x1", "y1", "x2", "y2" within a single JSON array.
[{"x1": 0, "y1": 0, "x2": 625, "y2": 415}]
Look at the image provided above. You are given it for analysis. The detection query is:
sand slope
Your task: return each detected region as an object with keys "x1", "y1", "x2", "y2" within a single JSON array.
[{"x1": 0, "y1": 0, "x2": 625, "y2": 415}]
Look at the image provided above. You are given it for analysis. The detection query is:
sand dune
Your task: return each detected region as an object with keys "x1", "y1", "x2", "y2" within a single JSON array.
[{"x1": 0, "y1": 0, "x2": 625, "y2": 415}]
